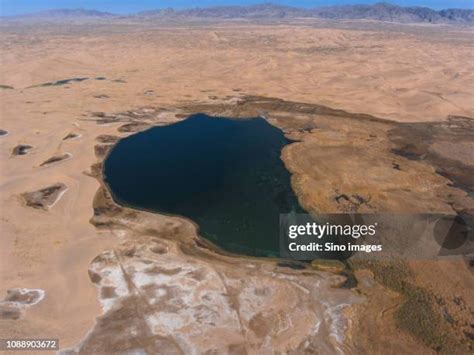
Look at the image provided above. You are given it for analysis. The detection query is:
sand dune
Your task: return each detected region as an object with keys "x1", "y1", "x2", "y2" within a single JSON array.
[{"x1": 0, "y1": 19, "x2": 473, "y2": 352}]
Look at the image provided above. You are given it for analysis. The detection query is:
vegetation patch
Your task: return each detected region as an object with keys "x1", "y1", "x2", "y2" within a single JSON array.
[
  {"x1": 350, "y1": 260, "x2": 471, "y2": 353},
  {"x1": 311, "y1": 259, "x2": 345, "y2": 273},
  {"x1": 28, "y1": 77, "x2": 89, "y2": 88}
]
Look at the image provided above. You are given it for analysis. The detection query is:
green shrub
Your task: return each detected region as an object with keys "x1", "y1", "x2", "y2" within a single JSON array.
[{"x1": 350, "y1": 260, "x2": 467, "y2": 353}]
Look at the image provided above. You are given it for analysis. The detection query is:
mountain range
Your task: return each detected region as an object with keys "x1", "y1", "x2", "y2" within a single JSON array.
[{"x1": 6, "y1": 2, "x2": 474, "y2": 24}]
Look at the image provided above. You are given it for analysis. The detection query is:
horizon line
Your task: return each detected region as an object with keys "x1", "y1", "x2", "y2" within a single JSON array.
[{"x1": 3, "y1": 1, "x2": 474, "y2": 18}]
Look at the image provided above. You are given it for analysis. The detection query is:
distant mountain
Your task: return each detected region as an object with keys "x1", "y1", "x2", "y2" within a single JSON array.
[
  {"x1": 438, "y1": 8, "x2": 474, "y2": 23},
  {"x1": 10, "y1": 8, "x2": 115, "y2": 19},
  {"x1": 312, "y1": 2, "x2": 474, "y2": 23},
  {"x1": 6, "y1": 3, "x2": 474, "y2": 24},
  {"x1": 137, "y1": 2, "x2": 474, "y2": 24},
  {"x1": 138, "y1": 4, "x2": 307, "y2": 19}
]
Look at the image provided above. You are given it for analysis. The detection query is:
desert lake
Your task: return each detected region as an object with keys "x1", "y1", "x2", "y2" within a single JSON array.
[{"x1": 104, "y1": 114, "x2": 305, "y2": 257}]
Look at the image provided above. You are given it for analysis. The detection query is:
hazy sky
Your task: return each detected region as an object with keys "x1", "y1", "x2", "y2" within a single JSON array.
[{"x1": 1, "y1": 0, "x2": 473, "y2": 16}]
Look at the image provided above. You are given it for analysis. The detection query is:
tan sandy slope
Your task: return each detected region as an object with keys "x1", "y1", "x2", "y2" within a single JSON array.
[{"x1": 0, "y1": 20, "x2": 473, "y2": 353}]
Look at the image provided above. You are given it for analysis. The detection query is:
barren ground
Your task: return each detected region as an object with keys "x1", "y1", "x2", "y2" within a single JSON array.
[{"x1": 0, "y1": 20, "x2": 473, "y2": 353}]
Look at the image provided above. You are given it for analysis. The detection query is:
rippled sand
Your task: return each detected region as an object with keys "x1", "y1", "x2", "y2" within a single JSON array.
[{"x1": 0, "y1": 19, "x2": 473, "y2": 352}]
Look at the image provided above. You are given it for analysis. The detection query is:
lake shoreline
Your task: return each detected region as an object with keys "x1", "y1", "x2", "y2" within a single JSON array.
[{"x1": 76, "y1": 95, "x2": 474, "y2": 353}]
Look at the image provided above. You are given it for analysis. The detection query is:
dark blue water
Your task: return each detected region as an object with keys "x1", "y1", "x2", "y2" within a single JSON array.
[{"x1": 104, "y1": 114, "x2": 305, "y2": 257}]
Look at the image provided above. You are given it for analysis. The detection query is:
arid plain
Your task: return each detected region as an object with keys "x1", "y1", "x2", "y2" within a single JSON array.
[{"x1": 0, "y1": 18, "x2": 473, "y2": 353}]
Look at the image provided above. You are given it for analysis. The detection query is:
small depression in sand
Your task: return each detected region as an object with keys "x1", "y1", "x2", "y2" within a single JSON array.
[{"x1": 104, "y1": 114, "x2": 305, "y2": 257}]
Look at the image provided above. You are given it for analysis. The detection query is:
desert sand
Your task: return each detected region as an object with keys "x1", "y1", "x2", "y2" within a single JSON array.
[{"x1": 0, "y1": 19, "x2": 473, "y2": 353}]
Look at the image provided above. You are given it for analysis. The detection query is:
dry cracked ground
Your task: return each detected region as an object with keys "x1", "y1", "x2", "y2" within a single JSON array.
[{"x1": 0, "y1": 19, "x2": 473, "y2": 354}]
